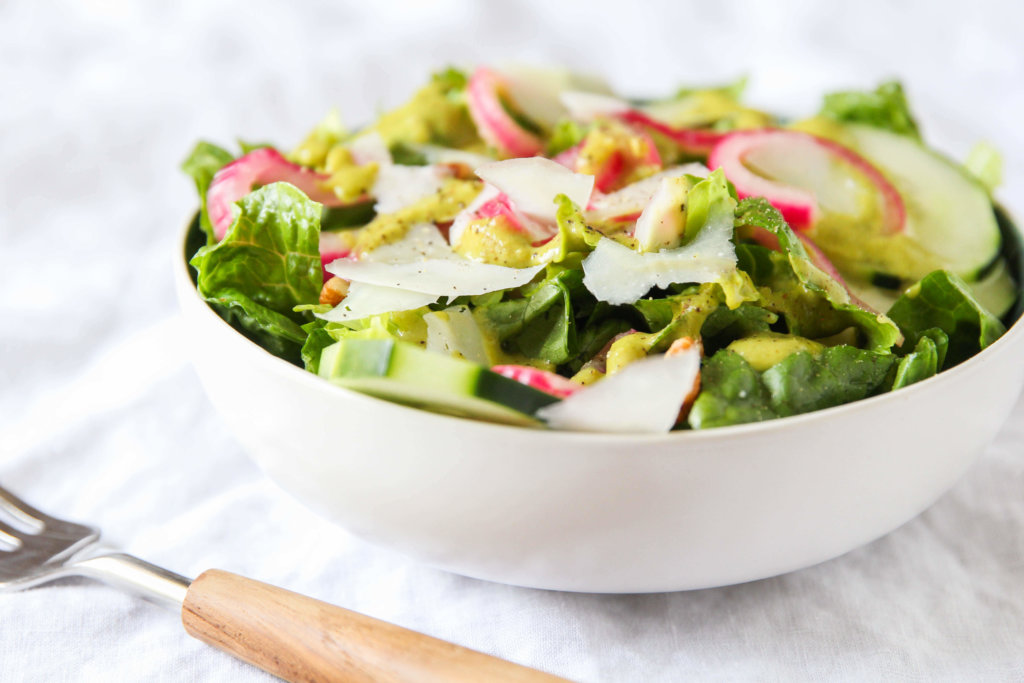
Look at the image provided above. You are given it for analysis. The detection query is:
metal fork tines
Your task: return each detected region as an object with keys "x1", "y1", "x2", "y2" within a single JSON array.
[
  {"x1": 0, "y1": 484, "x2": 191, "y2": 607},
  {"x1": 0, "y1": 487, "x2": 99, "y2": 589}
]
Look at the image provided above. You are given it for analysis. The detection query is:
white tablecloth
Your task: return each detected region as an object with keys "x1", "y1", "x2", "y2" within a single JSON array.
[{"x1": 3, "y1": 1, "x2": 1023, "y2": 680}]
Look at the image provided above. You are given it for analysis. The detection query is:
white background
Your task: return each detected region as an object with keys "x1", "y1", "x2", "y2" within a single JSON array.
[{"x1": 2, "y1": 0, "x2": 1023, "y2": 680}]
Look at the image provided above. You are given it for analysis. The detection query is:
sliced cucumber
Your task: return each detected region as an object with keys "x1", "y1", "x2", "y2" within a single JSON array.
[
  {"x1": 847, "y1": 258, "x2": 1017, "y2": 320},
  {"x1": 318, "y1": 338, "x2": 558, "y2": 426},
  {"x1": 844, "y1": 124, "x2": 1001, "y2": 281},
  {"x1": 967, "y1": 258, "x2": 1018, "y2": 318}
]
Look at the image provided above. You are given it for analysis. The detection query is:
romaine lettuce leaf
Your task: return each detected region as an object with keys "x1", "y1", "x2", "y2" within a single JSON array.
[
  {"x1": 820, "y1": 81, "x2": 920, "y2": 140},
  {"x1": 483, "y1": 268, "x2": 585, "y2": 365},
  {"x1": 181, "y1": 141, "x2": 234, "y2": 243},
  {"x1": 886, "y1": 270, "x2": 1005, "y2": 367},
  {"x1": 699, "y1": 303, "x2": 778, "y2": 354},
  {"x1": 761, "y1": 346, "x2": 894, "y2": 417},
  {"x1": 300, "y1": 319, "x2": 335, "y2": 373},
  {"x1": 689, "y1": 346, "x2": 895, "y2": 428},
  {"x1": 533, "y1": 194, "x2": 604, "y2": 265},
  {"x1": 735, "y1": 198, "x2": 902, "y2": 351},
  {"x1": 190, "y1": 182, "x2": 323, "y2": 360},
  {"x1": 687, "y1": 351, "x2": 776, "y2": 428},
  {"x1": 891, "y1": 335, "x2": 940, "y2": 390}
]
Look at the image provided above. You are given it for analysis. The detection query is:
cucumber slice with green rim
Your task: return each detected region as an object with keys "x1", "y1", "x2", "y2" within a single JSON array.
[
  {"x1": 841, "y1": 124, "x2": 1001, "y2": 282},
  {"x1": 318, "y1": 338, "x2": 559, "y2": 426},
  {"x1": 967, "y1": 258, "x2": 1018, "y2": 319},
  {"x1": 849, "y1": 259, "x2": 1017, "y2": 321}
]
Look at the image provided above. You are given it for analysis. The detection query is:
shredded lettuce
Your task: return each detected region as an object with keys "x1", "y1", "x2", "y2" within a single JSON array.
[{"x1": 820, "y1": 81, "x2": 920, "y2": 140}]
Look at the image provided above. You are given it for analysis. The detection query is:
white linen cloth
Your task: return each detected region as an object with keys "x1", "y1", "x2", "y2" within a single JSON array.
[{"x1": 2, "y1": 1, "x2": 1023, "y2": 680}]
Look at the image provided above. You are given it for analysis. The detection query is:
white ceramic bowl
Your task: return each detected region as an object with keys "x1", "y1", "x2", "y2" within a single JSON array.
[{"x1": 176, "y1": 218, "x2": 1024, "y2": 593}]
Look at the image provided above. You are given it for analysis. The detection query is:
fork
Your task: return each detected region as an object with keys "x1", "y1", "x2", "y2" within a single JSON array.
[{"x1": 0, "y1": 485, "x2": 568, "y2": 682}]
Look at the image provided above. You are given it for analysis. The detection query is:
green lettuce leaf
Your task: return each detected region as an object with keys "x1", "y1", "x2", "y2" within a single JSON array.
[
  {"x1": 891, "y1": 335, "x2": 940, "y2": 390},
  {"x1": 820, "y1": 81, "x2": 920, "y2": 140},
  {"x1": 762, "y1": 346, "x2": 894, "y2": 417},
  {"x1": 533, "y1": 194, "x2": 604, "y2": 265},
  {"x1": 689, "y1": 346, "x2": 895, "y2": 429},
  {"x1": 483, "y1": 268, "x2": 586, "y2": 365},
  {"x1": 190, "y1": 182, "x2": 323, "y2": 361},
  {"x1": 735, "y1": 198, "x2": 902, "y2": 351},
  {"x1": 181, "y1": 141, "x2": 234, "y2": 244},
  {"x1": 545, "y1": 119, "x2": 588, "y2": 157},
  {"x1": 300, "y1": 319, "x2": 335, "y2": 374},
  {"x1": 687, "y1": 351, "x2": 776, "y2": 428},
  {"x1": 699, "y1": 303, "x2": 778, "y2": 354},
  {"x1": 886, "y1": 270, "x2": 1005, "y2": 367}
]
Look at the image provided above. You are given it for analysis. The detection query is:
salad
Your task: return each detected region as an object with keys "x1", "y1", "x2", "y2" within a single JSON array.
[{"x1": 182, "y1": 65, "x2": 1018, "y2": 432}]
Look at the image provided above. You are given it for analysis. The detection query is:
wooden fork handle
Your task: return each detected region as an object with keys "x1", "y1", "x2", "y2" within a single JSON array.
[{"x1": 181, "y1": 569, "x2": 570, "y2": 682}]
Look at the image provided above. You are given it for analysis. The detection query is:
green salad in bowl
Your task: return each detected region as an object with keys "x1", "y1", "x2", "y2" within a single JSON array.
[{"x1": 181, "y1": 65, "x2": 1018, "y2": 433}]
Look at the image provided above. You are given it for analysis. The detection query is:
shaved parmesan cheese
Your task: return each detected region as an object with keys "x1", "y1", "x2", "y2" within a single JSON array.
[
  {"x1": 424, "y1": 305, "x2": 491, "y2": 365},
  {"x1": 581, "y1": 210, "x2": 737, "y2": 305},
  {"x1": 327, "y1": 222, "x2": 544, "y2": 297},
  {"x1": 372, "y1": 164, "x2": 446, "y2": 215},
  {"x1": 476, "y1": 158, "x2": 594, "y2": 221},
  {"x1": 537, "y1": 348, "x2": 701, "y2": 433},
  {"x1": 633, "y1": 175, "x2": 692, "y2": 253},
  {"x1": 346, "y1": 133, "x2": 447, "y2": 215},
  {"x1": 317, "y1": 283, "x2": 437, "y2": 322},
  {"x1": 586, "y1": 164, "x2": 709, "y2": 223},
  {"x1": 559, "y1": 90, "x2": 632, "y2": 120},
  {"x1": 327, "y1": 258, "x2": 543, "y2": 296},
  {"x1": 364, "y1": 223, "x2": 455, "y2": 262},
  {"x1": 347, "y1": 132, "x2": 392, "y2": 165}
]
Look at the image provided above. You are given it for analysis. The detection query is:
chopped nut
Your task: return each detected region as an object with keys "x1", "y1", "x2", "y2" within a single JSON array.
[
  {"x1": 440, "y1": 161, "x2": 474, "y2": 180},
  {"x1": 319, "y1": 277, "x2": 350, "y2": 306},
  {"x1": 667, "y1": 337, "x2": 704, "y2": 422}
]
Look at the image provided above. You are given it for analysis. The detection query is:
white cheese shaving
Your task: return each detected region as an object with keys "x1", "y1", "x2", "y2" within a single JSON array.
[
  {"x1": 424, "y1": 305, "x2": 491, "y2": 365},
  {"x1": 537, "y1": 348, "x2": 701, "y2": 433},
  {"x1": 372, "y1": 164, "x2": 446, "y2": 215},
  {"x1": 362, "y1": 222, "x2": 455, "y2": 262},
  {"x1": 317, "y1": 283, "x2": 438, "y2": 322},
  {"x1": 633, "y1": 175, "x2": 692, "y2": 253},
  {"x1": 327, "y1": 258, "x2": 543, "y2": 297},
  {"x1": 476, "y1": 157, "x2": 594, "y2": 222},
  {"x1": 347, "y1": 132, "x2": 446, "y2": 215},
  {"x1": 586, "y1": 164, "x2": 709, "y2": 223},
  {"x1": 581, "y1": 209, "x2": 737, "y2": 305},
  {"x1": 326, "y1": 222, "x2": 543, "y2": 298}
]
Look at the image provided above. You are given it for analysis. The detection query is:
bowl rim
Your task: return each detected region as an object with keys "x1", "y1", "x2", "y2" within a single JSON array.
[{"x1": 177, "y1": 205, "x2": 1024, "y2": 445}]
